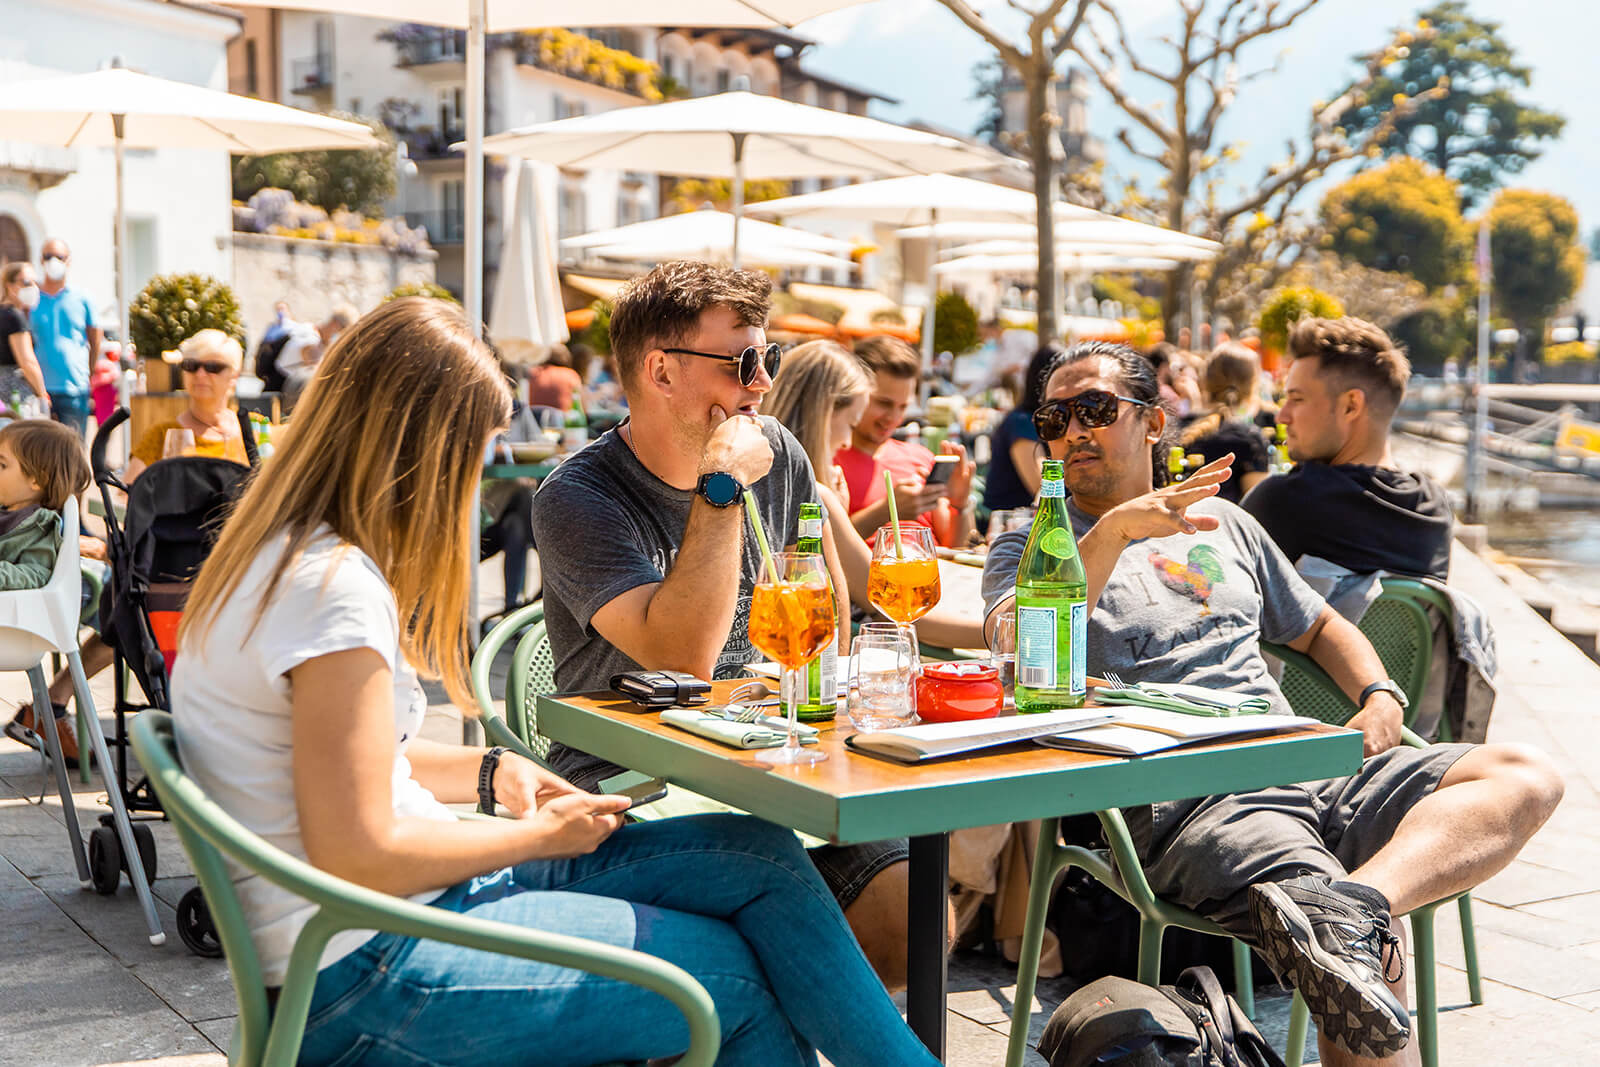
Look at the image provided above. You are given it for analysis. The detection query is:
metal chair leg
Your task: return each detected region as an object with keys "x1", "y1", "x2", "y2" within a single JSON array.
[
  {"x1": 28, "y1": 665, "x2": 90, "y2": 884},
  {"x1": 1458, "y1": 893, "x2": 1483, "y2": 1005},
  {"x1": 1286, "y1": 990, "x2": 1309, "y2": 1067},
  {"x1": 68, "y1": 652, "x2": 165, "y2": 945},
  {"x1": 1411, "y1": 905, "x2": 1438, "y2": 1067},
  {"x1": 1136, "y1": 917, "x2": 1164, "y2": 986},
  {"x1": 1005, "y1": 817, "x2": 1065, "y2": 1067},
  {"x1": 1231, "y1": 937, "x2": 1255, "y2": 1019}
]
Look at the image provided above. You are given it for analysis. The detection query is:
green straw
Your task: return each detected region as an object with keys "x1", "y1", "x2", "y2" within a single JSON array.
[
  {"x1": 743, "y1": 490, "x2": 782, "y2": 585},
  {"x1": 883, "y1": 470, "x2": 905, "y2": 558}
]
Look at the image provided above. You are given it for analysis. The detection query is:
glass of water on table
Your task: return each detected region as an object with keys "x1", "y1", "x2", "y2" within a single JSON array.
[{"x1": 988, "y1": 607, "x2": 1017, "y2": 702}]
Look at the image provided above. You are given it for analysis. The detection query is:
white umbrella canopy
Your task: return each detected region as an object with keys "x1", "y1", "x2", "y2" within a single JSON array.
[
  {"x1": 933, "y1": 252, "x2": 1187, "y2": 275},
  {"x1": 562, "y1": 208, "x2": 854, "y2": 255},
  {"x1": 899, "y1": 216, "x2": 1221, "y2": 253},
  {"x1": 586, "y1": 239, "x2": 854, "y2": 271},
  {"x1": 0, "y1": 65, "x2": 380, "y2": 350},
  {"x1": 238, "y1": 0, "x2": 869, "y2": 32},
  {"x1": 491, "y1": 160, "x2": 569, "y2": 358},
  {"x1": 942, "y1": 237, "x2": 1219, "y2": 263}
]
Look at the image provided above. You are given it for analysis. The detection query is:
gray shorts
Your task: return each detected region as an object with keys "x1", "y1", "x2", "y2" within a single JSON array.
[{"x1": 1124, "y1": 743, "x2": 1474, "y2": 942}]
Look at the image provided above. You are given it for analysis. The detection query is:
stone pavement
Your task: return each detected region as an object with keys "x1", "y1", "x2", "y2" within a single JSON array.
[{"x1": 2, "y1": 542, "x2": 1598, "y2": 1065}]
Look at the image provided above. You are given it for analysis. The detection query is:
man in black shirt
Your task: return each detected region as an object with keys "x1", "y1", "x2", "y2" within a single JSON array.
[{"x1": 1243, "y1": 317, "x2": 1452, "y2": 580}]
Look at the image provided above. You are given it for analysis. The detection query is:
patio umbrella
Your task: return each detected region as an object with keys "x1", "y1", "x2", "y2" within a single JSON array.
[
  {"x1": 490, "y1": 159, "x2": 569, "y2": 361},
  {"x1": 898, "y1": 216, "x2": 1222, "y2": 253},
  {"x1": 0, "y1": 64, "x2": 378, "y2": 351},
  {"x1": 226, "y1": 2, "x2": 883, "y2": 337},
  {"x1": 481, "y1": 92, "x2": 1000, "y2": 272},
  {"x1": 586, "y1": 239, "x2": 855, "y2": 271},
  {"x1": 941, "y1": 238, "x2": 1219, "y2": 263},
  {"x1": 933, "y1": 253, "x2": 1189, "y2": 275},
  {"x1": 563, "y1": 206, "x2": 854, "y2": 255}
]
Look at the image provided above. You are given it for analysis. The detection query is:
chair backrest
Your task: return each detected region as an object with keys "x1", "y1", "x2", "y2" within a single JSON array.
[
  {"x1": 470, "y1": 600, "x2": 552, "y2": 758},
  {"x1": 0, "y1": 494, "x2": 84, "y2": 668}
]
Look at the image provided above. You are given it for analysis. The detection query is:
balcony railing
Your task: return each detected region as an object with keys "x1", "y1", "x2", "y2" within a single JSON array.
[
  {"x1": 404, "y1": 210, "x2": 465, "y2": 246},
  {"x1": 290, "y1": 54, "x2": 333, "y2": 93},
  {"x1": 396, "y1": 32, "x2": 467, "y2": 67},
  {"x1": 398, "y1": 126, "x2": 465, "y2": 160}
]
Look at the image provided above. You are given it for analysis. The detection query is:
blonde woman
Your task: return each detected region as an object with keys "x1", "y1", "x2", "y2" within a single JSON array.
[
  {"x1": 766, "y1": 341, "x2": 973, "y2": 648},
  {"x1": 125, "y1": 329, "x2": 248, "y2": 481},
  {"x1": 0, "y1": 262, "x2": 49, "y2": 410},
  {"x1": 171, "y1": 299, "x2": 940, "y2": 1067}
]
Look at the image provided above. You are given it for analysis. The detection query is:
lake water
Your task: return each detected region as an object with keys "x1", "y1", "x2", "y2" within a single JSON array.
[{"x1": 1483, "y1": 507, "x2": 1600, "y2": 604}]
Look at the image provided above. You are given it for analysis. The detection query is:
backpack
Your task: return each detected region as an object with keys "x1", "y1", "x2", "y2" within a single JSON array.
[
  {"x1": 253, "y1": 333, "x2": 290, "y2": 393},
  {"x1": 1038, "y1": 966, "x2": 1287, "y2": 1067}
]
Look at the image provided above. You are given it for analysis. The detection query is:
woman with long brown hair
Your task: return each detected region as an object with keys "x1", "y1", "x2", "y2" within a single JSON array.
[
  {"x1": 171, "y1": 298, "x2": 939, "y2": 1067},
  {"x1": 1179, "y1": 341, "x2": 1273, "y2": 503}
]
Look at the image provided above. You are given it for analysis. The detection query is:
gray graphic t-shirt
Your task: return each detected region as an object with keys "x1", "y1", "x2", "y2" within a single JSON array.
[
  {"x1": 531, "y1": 416, "x2": 817, "y2": 788},
  {"x1": 982, "y1": 497, "x2": 1325, "y2": 716}
]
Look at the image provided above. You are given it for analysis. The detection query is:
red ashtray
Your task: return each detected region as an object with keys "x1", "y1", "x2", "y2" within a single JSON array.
[{"x1": 918, "y1": 661, "x2": 1003, "y2": 722}]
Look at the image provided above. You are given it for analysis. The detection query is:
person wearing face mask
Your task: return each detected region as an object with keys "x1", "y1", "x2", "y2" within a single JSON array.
[
  {"x1": 0, "y1": 262, "x2": 50, "y2": 411},
  {"x1": 32, "y1": 239, "x2": 102, "y2": 437}
]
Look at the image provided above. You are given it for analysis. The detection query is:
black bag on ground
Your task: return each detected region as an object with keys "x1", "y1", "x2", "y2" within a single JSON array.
[{"x1": 1038, "y1": 966, "x2": 1286, "y2": 1067}]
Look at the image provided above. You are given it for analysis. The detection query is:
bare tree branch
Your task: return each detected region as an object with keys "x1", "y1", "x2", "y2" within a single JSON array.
[
  {"x1": 1193, "y1": 0, "x2": 1319, "y2": 68},
  {"x1": 936, "y1": 0, "x2": 1026, "y2": 68},
  {"x1": 1051, "y1": 0, "x2": 1096, "y2": 60}
]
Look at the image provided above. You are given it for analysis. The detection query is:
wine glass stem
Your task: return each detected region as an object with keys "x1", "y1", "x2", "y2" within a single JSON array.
[{"x1": 784, "y1": 666, "x2": 802, "y2": 751}]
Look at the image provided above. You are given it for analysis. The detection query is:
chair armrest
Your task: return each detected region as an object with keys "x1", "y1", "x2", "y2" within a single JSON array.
[{"x1": 470, "y1": 601, "x2": 546, "y2": 719}]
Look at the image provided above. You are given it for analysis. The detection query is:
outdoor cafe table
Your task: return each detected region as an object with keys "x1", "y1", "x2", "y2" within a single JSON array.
[{"x1": 537, "y1": 681, "x2": 1363, "y2": 1060}]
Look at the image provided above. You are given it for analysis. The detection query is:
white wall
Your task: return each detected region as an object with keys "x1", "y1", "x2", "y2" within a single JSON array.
[{"x1": 0, "y1": 0, "x2": 237, "y2": 339}]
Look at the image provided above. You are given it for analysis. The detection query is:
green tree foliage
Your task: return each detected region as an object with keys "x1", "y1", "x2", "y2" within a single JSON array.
[
  {"x1": 233, "y1": 113, "x2": 397, "y2": 218},
  {"x1": 934, "y1": 290, "x2": 981, "y2": 356},
  {"x1": 970, "y1": 55, "x2": 1008, "y2": 146},
  {"x1": 1257, "y1": 287, "x2": 1344, "y2": 352},
  {"x1": 385, "y1": 282, "x2": 459, "y2": 304},
  {"x1": 581, "y1": 300, "x2": 612, "y2": 356},
  {"x1": 1486, "y1": 189, "x2": 1584, "y2": 365},
  {"x1": 1320, "y1": 158, "x2": 1470, "y2": 289},
  {"x1": 127, "y1": 274, "x2": 244, "y2": 362},
  {"x1": 1387, "y1": 302, "x2": 1471, "y2": 374},
  {"x1": 1343, "y1": 2, "x2": 1565, "y2": 203}
]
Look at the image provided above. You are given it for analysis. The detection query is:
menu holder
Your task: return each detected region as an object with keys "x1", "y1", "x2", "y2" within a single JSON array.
[{"x1": 1036, "y1": 708, "x2": 1323, "y2": 757}]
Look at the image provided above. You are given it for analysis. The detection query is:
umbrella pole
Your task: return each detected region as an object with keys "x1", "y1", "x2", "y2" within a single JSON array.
[
  {"x1": 113, "y1": 113, "x2": 128, "y2": 368},
  {"x1": 464, "y1": 0, "x2": 486, "y2": 334},
  {"x1": 730, "y1": 133, "x2": 746, "y2": 270},
  {"x1": 920, "y1": 207, "x2": 938, "y2": 368}
]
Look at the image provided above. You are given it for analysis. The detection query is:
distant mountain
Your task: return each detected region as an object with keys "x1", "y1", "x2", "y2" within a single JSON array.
[{"x1": 798, "y1": 0, "x2": 1594, "y2": 231}]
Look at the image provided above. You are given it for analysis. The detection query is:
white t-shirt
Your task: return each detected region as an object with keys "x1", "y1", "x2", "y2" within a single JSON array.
[
  {"x1": 172, "y1": 528, "x2": 455, "y2": 985},
  {"x1": 275, "y1": 322, "x2": 321, "y2": 377}
]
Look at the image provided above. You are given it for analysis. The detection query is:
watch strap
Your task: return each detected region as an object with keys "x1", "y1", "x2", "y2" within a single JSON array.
[
  {"x1": 1358, "y1": 680, "x2": 1408, "y2": 710},
  {"x1": 477, "y1": 746, "x2": 507, "y2": 815}
]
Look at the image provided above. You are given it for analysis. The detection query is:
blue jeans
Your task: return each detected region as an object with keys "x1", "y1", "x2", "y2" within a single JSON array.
[
  {"x1": 297, "y1": 814, "x2": 939, "y2": 1067},
  {"x1": 47, "y1": 392, "x2": 90, "y2": 437}
]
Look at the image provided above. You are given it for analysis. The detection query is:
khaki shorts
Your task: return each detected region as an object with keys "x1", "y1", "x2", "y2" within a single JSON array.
[{"x1": 1123, "y1": 743, "x2": 1474, "y2": 942}]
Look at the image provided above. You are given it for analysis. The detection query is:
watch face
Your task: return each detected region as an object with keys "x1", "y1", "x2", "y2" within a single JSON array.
[{"x1": 702, "y1": 472, "x2": 741, "y2": 506}]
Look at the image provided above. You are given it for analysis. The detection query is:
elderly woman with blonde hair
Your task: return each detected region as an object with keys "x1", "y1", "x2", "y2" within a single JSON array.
[{"x1": 126, "y1": 329, "x2": 249, "y2": 481}]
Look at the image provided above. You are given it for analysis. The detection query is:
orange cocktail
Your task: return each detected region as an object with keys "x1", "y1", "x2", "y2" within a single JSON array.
[
  {"x1": 867, "y1": 556, "x2": 941, "y2": 623},
  {"x1": 749, "y1": 580, "x2": 835, "y2": 669}
]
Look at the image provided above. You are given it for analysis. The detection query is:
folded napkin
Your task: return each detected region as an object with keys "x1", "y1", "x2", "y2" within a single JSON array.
[
  {"x1": 1093, "y1": 681, "x2": 1272, "y2": 717},
  {"x1": 660, "y1": 707, "x2": 821, "y2": 749}
]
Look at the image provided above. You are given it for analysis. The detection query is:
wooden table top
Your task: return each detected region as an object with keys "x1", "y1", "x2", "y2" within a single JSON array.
[{"x1": 538, "y1": 680, "x2": 1363, "y2": 845}]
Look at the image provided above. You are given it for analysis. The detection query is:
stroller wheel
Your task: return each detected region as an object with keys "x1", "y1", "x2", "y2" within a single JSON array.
[
  {"x1": 88, "y1": 826, "x2": 121, "y2": 895},
  {"x1": 130, "y1": 823, "x2": 157, "y2": 884},
  {"x1": 177, "y1": 887, "x2": 224, "y2": 958}
]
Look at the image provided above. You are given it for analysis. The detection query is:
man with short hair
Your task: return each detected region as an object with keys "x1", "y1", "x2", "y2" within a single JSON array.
[
  {"x1": 532, "y1": 261, "x2": 928, "y2": 989},
  {"x1": 982, "y1": 341, "x2": 1562, "y2": 1066},
  {"x1": 32, "y1": 239, "x2": 102, "y2": 436},
  {"x1": 1243, "y1": 317, "x2": 1452, "y2": 580},
  {"x1": 278, "y1": 304, "x2": 358, "y2": 413},
  {"x1": 836, "y1": 335, "x2": 975, "y2": 547}
]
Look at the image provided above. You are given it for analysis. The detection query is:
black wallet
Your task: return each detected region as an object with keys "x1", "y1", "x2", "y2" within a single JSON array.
[{"x1": 609, "y1": 670, "x2": 712, "y2": 708}]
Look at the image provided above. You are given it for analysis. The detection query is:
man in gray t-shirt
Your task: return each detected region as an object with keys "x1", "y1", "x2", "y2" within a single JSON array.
[
  {"x1": 530, "y1": 261, "x2": 924, "y2": 991},
  {"x1": 978, "y1": 341, "x2": 1559, "y2": 1065}
]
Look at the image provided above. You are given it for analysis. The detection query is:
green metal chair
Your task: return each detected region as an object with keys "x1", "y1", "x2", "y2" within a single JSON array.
[
  {"x1": 469, "y1": 600, "x2": 554, "y2": 765},
  {"x1": 129, "y1": 709, "x2": 720, "y2": 1067}
]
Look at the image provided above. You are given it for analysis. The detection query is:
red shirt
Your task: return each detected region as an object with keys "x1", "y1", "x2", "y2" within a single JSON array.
[
  {"x1": 528, "y1": 364, "x2": 582, "y2": 411},
  {"x1": 835, "y1": 438, "x2": 938, "y2": 532}
]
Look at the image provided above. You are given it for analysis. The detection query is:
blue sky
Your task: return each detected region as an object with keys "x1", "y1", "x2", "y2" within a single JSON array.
[{"x1": 793, "y1": 0, "x2": 1598, "y2": 235}]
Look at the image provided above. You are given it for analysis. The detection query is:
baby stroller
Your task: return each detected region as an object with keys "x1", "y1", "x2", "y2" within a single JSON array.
[{"x1": 90, "y1": 407, "x2": 257, "y2": 955}]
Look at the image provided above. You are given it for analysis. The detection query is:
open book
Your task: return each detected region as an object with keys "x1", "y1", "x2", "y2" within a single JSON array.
[
  {"x1": 846, "y1": 708, "x2": 1116, "y2": 763},
  {"x1": 1035, "y1": 708, "x2": 1323, "y2": 757}
]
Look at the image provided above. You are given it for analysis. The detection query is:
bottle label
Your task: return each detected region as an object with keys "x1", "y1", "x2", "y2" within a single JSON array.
[
  {"x1": 1039, "y1": 478, "x2": 1065, "y2": 500},
  {"x1": 1069, "y1": 599, "x2": 1087, "y2": 695},
  {"x1": 1016, "y1": 605, "x2": 1056, "y2": 689},
  {"x1": 798, "y1": 517, "x2": 823, "y2": 541}
]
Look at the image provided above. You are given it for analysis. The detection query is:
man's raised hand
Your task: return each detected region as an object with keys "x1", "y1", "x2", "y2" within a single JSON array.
[
  {"x1": 700, "y1": 405, "x2": 773, "y2": 487},
  {"x1": 1105, "y1": 454, "x2": 1234, "y2": 543}
]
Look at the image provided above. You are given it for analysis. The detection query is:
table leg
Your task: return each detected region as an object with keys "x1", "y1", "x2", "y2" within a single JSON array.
[{"x1": 907, "y1": 832, "x2": 949, "y2": 1060}]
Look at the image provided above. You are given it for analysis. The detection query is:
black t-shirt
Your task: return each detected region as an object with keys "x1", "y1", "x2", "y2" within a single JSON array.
[
  {"x1": 1241, "y1": 462, "x2": 1453, "y2": 580},
  {"x1": 982, "y1": 407, "x2": 1041, "y2": 511},
  {"x1": 1181, "y1": 415, "x2": 1270, "y2": 504},
  {"x1": 0, "y1": 306, "x2": 25, "y2": 367}
]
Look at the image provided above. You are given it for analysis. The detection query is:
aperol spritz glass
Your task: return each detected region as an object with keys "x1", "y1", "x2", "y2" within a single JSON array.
[{"x1": 748, "y1": 552, "x2": 836, "y2": 767}]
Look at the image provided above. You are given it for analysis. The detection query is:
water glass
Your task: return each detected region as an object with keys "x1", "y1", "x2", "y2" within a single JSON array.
[
  {"x1": 988, "y1": 607, "x2": 1017, "y2": 700},
  {"x1": 162, "y1": 427, "x2": 196, "y2": 460},
  {"x1": 987, "y1": 507, "x2": 1035, "y2": 542},
  {"x1": 846, "y1": 630, "x2": 917, "y2": 731}
]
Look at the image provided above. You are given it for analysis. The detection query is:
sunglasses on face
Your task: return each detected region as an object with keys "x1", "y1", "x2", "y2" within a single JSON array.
[
  {"x1": 1032, "y1": 389, "x2": 1152, "y2": 441},
  {"x1": 180, "y1": 358, "x2": 233, "y2": 376},
  {"x1": 662, "y1": 343, "x2": 782, "y2": 388}
]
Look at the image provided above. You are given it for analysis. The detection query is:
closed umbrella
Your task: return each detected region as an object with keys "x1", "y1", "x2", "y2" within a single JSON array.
[
  {"x1": 491, "y1": 160, "x2": 569, "y2": 359},
  {"x1": 0, "y1": 64, "x2": 378, "y2": 352},
  {"x1": 482, "y1": 92, "x2": 1000, "y2": 272}
]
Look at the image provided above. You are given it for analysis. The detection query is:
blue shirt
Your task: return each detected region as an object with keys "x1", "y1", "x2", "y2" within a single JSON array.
[
  {"x1": 981, "y1": 407, "x2": 1041, "y2": 511},
  {"x1": 32, "y1": 286, "x2": 95, "y2": 396}
]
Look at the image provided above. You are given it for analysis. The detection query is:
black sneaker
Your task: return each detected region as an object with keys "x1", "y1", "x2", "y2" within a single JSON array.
[{"x1": 1249, "y1": 874, "x2": 1409, "y2": 1058}]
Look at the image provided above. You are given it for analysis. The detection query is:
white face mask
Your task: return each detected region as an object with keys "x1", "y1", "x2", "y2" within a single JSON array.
[
  {"x1": 41, "y1": 257, "x2": 66, "y2": 282},
  {"x1": 15, "y1": 284, "x2": 38, "y2": 310}
]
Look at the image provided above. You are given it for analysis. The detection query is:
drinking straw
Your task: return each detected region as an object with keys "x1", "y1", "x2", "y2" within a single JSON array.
[
  {"x1": 743, "y1": 490, "x2": 782, "y2": 585},
  {"x1": 883, "y1": 470, "x2": 905, "y2": 558}
]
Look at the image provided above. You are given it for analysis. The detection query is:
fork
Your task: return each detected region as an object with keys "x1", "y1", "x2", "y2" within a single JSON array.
[
  {"x1": 717, "y1": 703, "x2": 766, "y2": 724},
  {"x1": 1102, "y1": 670, "x2": 1131, "y2": 691}
]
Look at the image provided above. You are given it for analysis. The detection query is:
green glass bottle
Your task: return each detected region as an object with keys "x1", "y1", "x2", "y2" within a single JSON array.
[
  {"x1": 1272, "y1": 423, "x2": 1291, "y2": 473},
  {"x1": 795, "y1": 502, "x2": 838, "y2": 721},
  {"x1": 1014, "y1": 459, "x2": 1087, "y2": 711},
  {"x1": 1167, "y1": 445, "x2": 1186, "y2": 485},
  {"x1": 563, "y1": 394, "x2": 588, "y2": 451}
]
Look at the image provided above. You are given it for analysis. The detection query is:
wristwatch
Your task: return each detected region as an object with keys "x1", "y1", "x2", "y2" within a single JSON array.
[
  {"x1": 1358, "y1": 680, "x2": 1409, "y2": 710},
  {"x1": 477, "y1": 746, "x2": 507, "y2": 815},
  {"x1": 695, "y1": 471, "x2": 745, "y2": 508}
]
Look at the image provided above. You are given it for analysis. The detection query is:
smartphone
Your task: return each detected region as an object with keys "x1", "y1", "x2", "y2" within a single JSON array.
[
  {"x1": 924, "y1": 454, "x2": 960, "y2": 487},
  {"x1": 598, "y1": 770, "x2": 669, "y2": 810}
]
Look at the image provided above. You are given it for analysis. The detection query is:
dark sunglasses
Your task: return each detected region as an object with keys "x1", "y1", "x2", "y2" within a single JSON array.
[
  {"x1": 180, "y1": 358, "x2": 233, "y2": 375},
  {"x1": 1032, "y1": 389, "x2": 1152, "y2": 441},
  {"x1": 662, "y1": 343, "x2": 782, "y2": 388}
]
